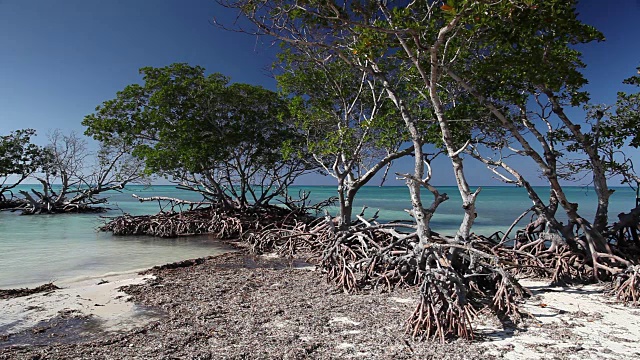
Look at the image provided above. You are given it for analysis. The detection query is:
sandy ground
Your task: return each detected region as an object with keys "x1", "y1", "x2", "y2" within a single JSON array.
[
  {"x1": 1, "y1": 251, "x2": 640, "y2": 359},
  {"x1": 479, "y1": 279, "x2": 640, "y2": 359},
  {"x1": 1, "y1": 271, "x2": 162, "y2": 337}
]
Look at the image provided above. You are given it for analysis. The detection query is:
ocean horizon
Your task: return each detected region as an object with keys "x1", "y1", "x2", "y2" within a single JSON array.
[{"x1": 1, "y1": 184, "x2": 638, "y2": 289}]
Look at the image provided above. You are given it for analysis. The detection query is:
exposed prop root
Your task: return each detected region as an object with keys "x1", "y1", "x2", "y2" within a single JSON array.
[
  {"x1": 100, "y1": 205, "x2": 312, "y2": 240},
  {"x1": 245, "y1": 217, "x2": 327, "y2": 257},
  {"x1": 508, "y1": 222, "x2": 633, "y2": 285},
  {"x1": 407, "y1": 266, "x2": 473, "y2": 342},
  {"x1": 505, "y1": 209, "x2": 640, "y2": 307},
  {"x1": 0, "y1": 196, "x2": 24, "y2": 210},
  {"x1": 549, "y1": 247, "x2": 591, "y2": 284},
  {"x1": 508, "y1": 238, "x2": 591, "y2": 285},
  {"x1": 264, "y1": 213, "x2": 529, "y2": 342},
  {"x1": 320, "y1": 226, "x2": 418, "y2": 291},
  {"x1": 101, "y1": 208, "x2": 242, "y2": 238},
  {"x1": 491, "y1": 269, "x2": 527, "y2": 322},
  {"x1": 610, "y1": 265, "x2": 640, "y2": 306}
]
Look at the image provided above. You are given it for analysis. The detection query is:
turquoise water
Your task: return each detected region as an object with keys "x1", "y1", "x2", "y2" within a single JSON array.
[
  {"x1": 291, "y1": 185, "x2": 638, "y2": 233},
  {"x1": 1, "y1": 184, "x2": 637, "y2": 288}
]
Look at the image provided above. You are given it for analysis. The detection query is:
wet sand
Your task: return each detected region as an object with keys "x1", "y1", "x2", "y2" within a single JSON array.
[
  {"x1": 1, "y1": 271, "x2": 161, "y2": 337},
  {"x1": 2, "y1": 249, "x2": 640, "y2": 359}
]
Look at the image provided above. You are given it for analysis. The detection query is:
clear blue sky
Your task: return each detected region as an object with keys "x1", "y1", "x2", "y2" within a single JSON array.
[{"x1": 0, "y1": 0, "x2": 638, "y2": 186}]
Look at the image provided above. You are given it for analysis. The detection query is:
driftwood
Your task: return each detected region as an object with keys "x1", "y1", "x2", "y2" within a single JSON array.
[
  {"x1": 131, "y1": 194, "x2": 213, "y2": 213},
  {"x1": 0, "y1": 198, "x2": 23, "y2": 211}
]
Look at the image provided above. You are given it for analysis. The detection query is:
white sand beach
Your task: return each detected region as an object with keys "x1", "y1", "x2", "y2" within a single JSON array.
[
  {"x1": 3, "y1": 258, "x2": 640, "y2": 359},
  {"x1": 480, "y1": 280, "x2": 640, "y2": 359},
  {"x1": 1, "y1": 271, "x2": 160, "y2": 336}
]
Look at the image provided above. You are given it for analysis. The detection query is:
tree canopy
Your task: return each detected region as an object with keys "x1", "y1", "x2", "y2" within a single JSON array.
[
  {"x1": 209, "y1": 0, "x2": 640, "y2": 340},
  {"x1": 83, "y1": 63, "x2": 313, "y2": 209},
  {"x1": 0, "y1": 129, "x2": 49, "y2": 202}
]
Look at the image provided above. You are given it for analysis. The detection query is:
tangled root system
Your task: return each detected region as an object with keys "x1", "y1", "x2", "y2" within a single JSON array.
[
  {"x1": 610, "y1": 265, "x2": 640, "y2": 306},
  {"x1": 100, "y1": 205, "x2": 312, "y2": 240}
]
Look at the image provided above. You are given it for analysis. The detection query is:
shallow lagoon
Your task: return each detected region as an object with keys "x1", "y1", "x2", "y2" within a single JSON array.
[{"x1": 1, "y1": 184, "x2": 636, "y2": 288}]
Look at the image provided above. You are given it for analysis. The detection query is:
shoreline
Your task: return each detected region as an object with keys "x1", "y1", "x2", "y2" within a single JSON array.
[
  {"x1": 0, "y1": 238, "x2": 248, "y2": 339},
  {"x1": 2, "y1": 248, "x2": 640, "y2": 359},
  {"x1": 0, "y1": 234, "x2": 238, "y2": 293},
  {"x1": 0, "y1": 270, "x2": 160, "y2": 337}
]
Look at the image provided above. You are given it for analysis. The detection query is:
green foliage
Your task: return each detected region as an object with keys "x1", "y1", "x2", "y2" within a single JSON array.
[
  {"x1": 232, "y1": 0, "x2": 607, "y2": 184},
  {"x1": 555, "y1": 66, "x2": 640, "y2": 185},
  {"x1": 615, "y1": 67, "x2": 640, "y2": 148},
  {"x1": 0, "y1": 129, "x2": 49, "y2": 197},
  {"x1": 83, "y1": 63, "x2": 309, "y2": 206},
  {"x1": 276, "y1": 50, "x2": 411, "y2": 168},
  {"x1": 447, "y1": 0, "x2": 603, "y2": 107}
]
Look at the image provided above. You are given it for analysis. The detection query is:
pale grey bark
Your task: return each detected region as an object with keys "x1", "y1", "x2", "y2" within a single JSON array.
[
  {"x1": 543, "y1": 90, "x2": 612, "y2": 233},
  {"x1": 446, "y1": 68, "x2": 613, "y2": 260}
]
